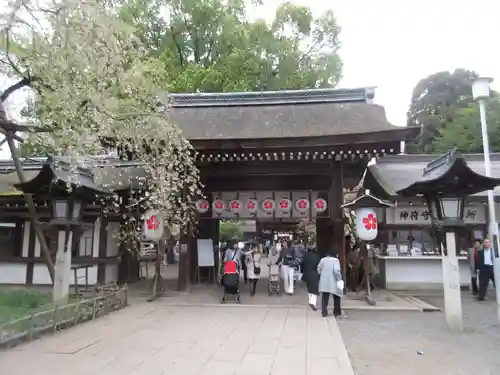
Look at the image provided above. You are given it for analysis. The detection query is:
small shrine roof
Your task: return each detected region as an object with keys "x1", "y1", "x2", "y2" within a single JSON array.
[
  {"x1": 14, "y1": 157, "x2": 111, "y2": 198},
  {"x1": 364, "y1": 153, "x2": 500, "y2": 200},
  {"x1": 167, "y1": 87, "x2": 415, "y2": 141},
  {"x1": 0, "y1": 157, "x2": 147, "y2": 195}
]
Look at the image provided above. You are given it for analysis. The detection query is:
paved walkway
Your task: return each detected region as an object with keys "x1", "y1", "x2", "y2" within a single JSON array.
[
  {"x1": 0, "y1": 302, "x2": 355, "y2": 375},
  {"x1": 339, "y1": 292, "x2": 500, "y2": 375}
]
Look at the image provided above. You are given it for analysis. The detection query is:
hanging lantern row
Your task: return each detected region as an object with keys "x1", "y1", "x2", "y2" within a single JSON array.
[{"x1": 195, "y1": 198, "x2": 328, "y2": 214}]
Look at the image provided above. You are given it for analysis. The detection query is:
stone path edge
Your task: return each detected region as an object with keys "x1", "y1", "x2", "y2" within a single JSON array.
[{"x1": 156, "y1": 301, "x2": 431, "y2": 311}]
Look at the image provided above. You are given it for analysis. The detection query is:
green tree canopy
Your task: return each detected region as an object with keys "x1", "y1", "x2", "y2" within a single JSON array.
[
  {"x1": 434, "y1": 98, "x2": 500, "y2": 153},
  {"x1": 119, "y1": 0, "x2": 343, "y2": 92},
  {"x1": 406, "y1": 69, "x2": 479, "y2": 153},
  {"x1": 219, "y1": 221, "x2": 243, "y2": 243},
  {"x1": 1, "y1": 0, "x2": 200, "y2": 231}
]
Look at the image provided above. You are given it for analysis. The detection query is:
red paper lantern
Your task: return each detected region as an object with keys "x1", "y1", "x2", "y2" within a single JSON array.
[
  {"x1": 262, "y1": 199, "x2": 275, "y2": 213},
  {"x1": 195, "y1": 199, "x2": 209, "y2": 214},
  {"x1": 295, "y1": 198, "x2": 310, "y2": 213},
  {"x1": 212, "y1": 199, "x2": 225, "y2": 214},
  {"x1": 229, "y1": 199, "x2": 242, "y2": 214},
  {"x1": 314, "y1": 198, "x2": 327, "y2": 213},
  {"x1": 246, "y1": 199, "x2": 258, "y2": 214},
  {"x1": 278, "y1": 198, "x2": 292, "y2": 212}
]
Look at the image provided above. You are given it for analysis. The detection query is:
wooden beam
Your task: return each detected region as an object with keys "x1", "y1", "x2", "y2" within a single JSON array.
[
  {"x1": 201, "y1": 161, "x2": 335, "y2": 177},
  {"x1": 204, "y1": 175, "x2": 332, "y2": 192},
  {"x1": 190, "y1": 128, "x2": 417, "y2": 150}
]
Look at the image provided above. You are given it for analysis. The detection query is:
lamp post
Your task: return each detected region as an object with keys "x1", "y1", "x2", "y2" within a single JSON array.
[
  {"x1": 472, "y1": 77, "x2": 500, "y2": 250},
  {"x1": 426, "y1": 194, "x2": 465, "y2": 332},
  {"x1": 50, "y1": 196, "x2": 84, "y2": 304},
  {"x1": 13, "y1": 159, "x2": 108, "y2": 304},
  {"x1": 396, "y1": 150, "x2": 500, "y2": 332},
  {"x1": 472, "y1": 77, "x2": 500, "y2": 322}
]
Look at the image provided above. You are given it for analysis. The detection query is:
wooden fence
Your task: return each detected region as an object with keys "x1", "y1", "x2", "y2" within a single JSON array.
[{"x1": 0, "y1": 286, "x2": 128, "y2": 348}]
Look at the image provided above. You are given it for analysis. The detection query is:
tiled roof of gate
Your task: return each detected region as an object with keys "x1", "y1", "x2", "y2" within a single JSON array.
[
  {"x1": 167, "y1": 88, "x2": 408, "y2": 140},
  {"x1": 365, "y1": 153, "x2": 500, "y2": 198}
]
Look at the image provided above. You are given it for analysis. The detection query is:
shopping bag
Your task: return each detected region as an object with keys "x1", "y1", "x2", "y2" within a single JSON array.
[{"x1": 336, "y1": 280, "x2": 344, "y2": 291}]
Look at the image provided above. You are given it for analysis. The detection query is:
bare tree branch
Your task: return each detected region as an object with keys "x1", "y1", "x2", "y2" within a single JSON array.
[{"x1": 0, "y1": 76, "x2": 31, "y2": 102}]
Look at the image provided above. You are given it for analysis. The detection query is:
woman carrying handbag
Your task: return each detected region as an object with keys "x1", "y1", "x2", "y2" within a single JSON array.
[{"x1": 246, "y1": 241, "x2": 263, "y2": 296}]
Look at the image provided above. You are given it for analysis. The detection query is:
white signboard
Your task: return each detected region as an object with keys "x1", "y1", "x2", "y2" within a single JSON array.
[
  {"x1": 143, "y1": 209, "x2": 164, "y2": 242},
  {"x1": 386, "y1": 205, "x2": 486, "y2": 225},
  {"x1": 197, "y1": 238, "x2": 215, "y2": 267}
]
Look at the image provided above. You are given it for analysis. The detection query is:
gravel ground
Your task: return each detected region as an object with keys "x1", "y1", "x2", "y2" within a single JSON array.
[{"x1": 338, "y1": 291, "x2": 500, "y2": 375}]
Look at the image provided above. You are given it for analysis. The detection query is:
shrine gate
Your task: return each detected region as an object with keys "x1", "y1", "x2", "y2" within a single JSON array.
[{"x1": 169, "y1": 87, "x2": 418, "y2": 286}]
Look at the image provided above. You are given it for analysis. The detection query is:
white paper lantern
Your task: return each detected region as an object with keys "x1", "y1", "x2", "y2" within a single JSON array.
[
  {"x1": 195, "y1": 199, "x2": 209, "y2": 214},
  {"x1": 212, "y1": 199, "x2": 226, "y2": 214},
  {"x1": 229, "y1": 199, "x2": 242, "y2": 214},
  {"x1": 314, "y1": 198, "x2": 327, "y2": 213},
  {"x1": 295, "y1": 198, "x2": 310, "y2": 213},
  {"x1": 262, "y1": 199, "x2": 275, "y2": 213},
  {"x1": 246, "y1": 199, "x2": 258, "y2": 214},
  {"x1": 355, "y1": 207, "x2": 378, "y2": 241},
  {"x1": 278, "y1": 198, "x2": 292, "y2": 212}
]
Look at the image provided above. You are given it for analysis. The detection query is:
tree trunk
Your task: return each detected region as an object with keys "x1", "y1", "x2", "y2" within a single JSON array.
[{"x1": 6, "y1": 132, "x2": 55, "y2": 283}]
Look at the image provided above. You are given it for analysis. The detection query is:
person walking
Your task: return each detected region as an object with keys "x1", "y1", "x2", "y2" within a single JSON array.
[
  {"x1": 294, "y1": 240, "x2": 306, "y2": 272},
  {"x1": 240, "y1": 242, "x2": 249, "y2": 284},
  {"x1": 318, "y1": 249, "x2": 344, "y2": 317},
  {"x1": 476, "y1": 238, "x2": 496, "y2": 301},
  {"x1": 468, "y1": 239, "x2": 481, "y2": 295},
  {"x1": 224, "y1": 241, "x2": 249, "y2": 271},
  {"x1": 301, "y1": 244, "x2": 320, "y2": 310},
  {"x1": 245, "y1": 241, "x2": 262, "y2": 296},
  {"x1": 280, "y1": 240, "x2": 297, "y2": 295}
]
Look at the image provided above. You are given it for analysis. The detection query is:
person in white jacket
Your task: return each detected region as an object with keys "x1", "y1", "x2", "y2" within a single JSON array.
[{"x1": 318, "y1": 249, "x2": 343, "y2": 317}]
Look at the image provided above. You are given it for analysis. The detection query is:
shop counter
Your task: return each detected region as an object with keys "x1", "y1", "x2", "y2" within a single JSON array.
[{"x1": 376, "y1": 255, "x2": 471, "y2": 291}]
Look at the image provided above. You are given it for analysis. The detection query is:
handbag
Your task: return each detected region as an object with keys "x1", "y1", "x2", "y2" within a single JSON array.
[
  {"x1": 336, "y1": 280, "x2": 344, "y2": 291},
  {"x1": 252, "y1": 253, "x2": 261, "y2": 276},
  {"x1": 333, "y1": 258, "x2": 344, "y2": 291}
]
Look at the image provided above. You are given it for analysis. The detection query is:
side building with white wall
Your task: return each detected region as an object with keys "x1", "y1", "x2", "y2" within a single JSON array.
[
  {"x1": 0, "y1": 157, "x2": 144, "y2": 286},
  {"x1": 362, "y1": 153, "x2": 500, "y2": 291}
]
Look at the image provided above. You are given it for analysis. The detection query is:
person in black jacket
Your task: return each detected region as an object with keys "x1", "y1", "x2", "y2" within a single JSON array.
[
  {"x1": 301, "y1": 244, "x2": 320, "y2": 310},
  {"x1": 476, "y1": 238, "x2": 496, "y2": 301},
  {"x1": 240, "y1": 242, "x2": 250, "y2": 284},
  {"x1": 279, "y1": 240, "x2": 297, "y2": 295}
]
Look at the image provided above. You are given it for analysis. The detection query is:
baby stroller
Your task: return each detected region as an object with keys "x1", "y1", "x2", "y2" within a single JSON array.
[
  {"x1": 220, "y1": 257, "x2": 241, "y2": 303},
  {"x1": 268, "y1": 264, "x2": 281, "y2": 296}
]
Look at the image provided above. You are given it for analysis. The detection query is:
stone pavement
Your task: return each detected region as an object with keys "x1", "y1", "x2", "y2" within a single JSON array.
[
  {"x1": 156, "y1": 284, "x2": 429, "y2": 312},
  {"x1": 339, "y1": 292, "x2": 500, "y2": 375},
  {"x1": 0, "y1": 301, "x2": 355, "y2": 375}
]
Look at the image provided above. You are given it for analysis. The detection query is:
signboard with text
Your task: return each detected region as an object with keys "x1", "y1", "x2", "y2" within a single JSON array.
[{"x1": 386, "y1": 205, "x2": 486, "y2": 225}]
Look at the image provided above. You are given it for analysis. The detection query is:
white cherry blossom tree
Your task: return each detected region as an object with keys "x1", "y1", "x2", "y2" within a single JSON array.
[{"x1": 0, "y1": 0, "x2": 201, "y2": 282}]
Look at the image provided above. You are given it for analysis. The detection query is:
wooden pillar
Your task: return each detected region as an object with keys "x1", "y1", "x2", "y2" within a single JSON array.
[
  {"x1": 316, "y1": 163, "x2": 346, "y2": 273},
  {"x1": 330, "y1": 163, "x2": 345, "y2": 273},
  {"x1": 315, "y1": 218, "x2": 330, "y2": 257},
  {"x1": 316, "y1": 162, "x2": 344, "y2": 263}
]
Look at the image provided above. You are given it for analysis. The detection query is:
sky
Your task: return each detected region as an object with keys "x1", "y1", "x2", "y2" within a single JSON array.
[
  {"x1": 247, "y1": 0, "x2": 500, "y2": 126},
  {"x1": 1, "y1": 0, "x2": 499, "y2": 158}
]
